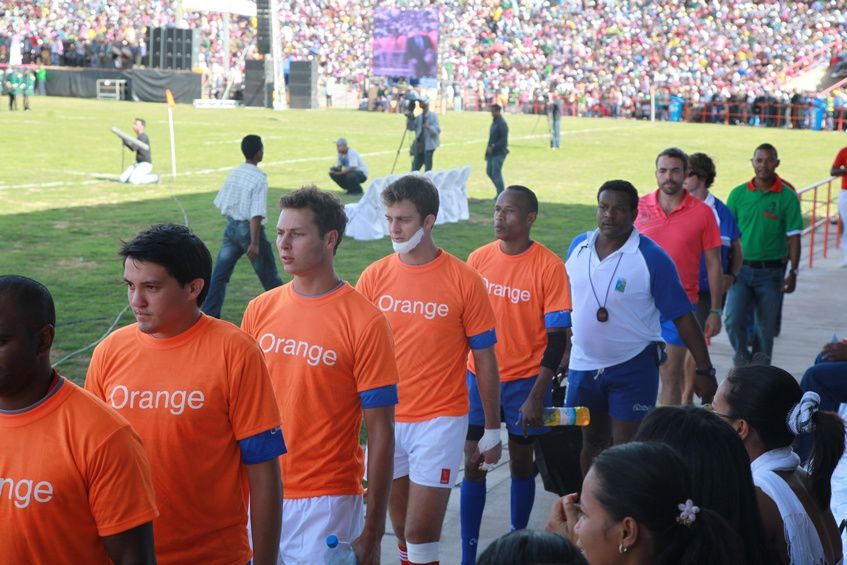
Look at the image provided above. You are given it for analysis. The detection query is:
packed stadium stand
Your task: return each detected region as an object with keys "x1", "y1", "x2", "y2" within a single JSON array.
[{"x1": 2, "y1": 0, "x2": 845, "y2": 120}]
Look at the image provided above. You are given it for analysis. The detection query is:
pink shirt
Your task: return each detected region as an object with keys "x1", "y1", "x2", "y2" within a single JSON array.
[{"x1": 635, "y1": 189, "x2": 721, "y2": 303}]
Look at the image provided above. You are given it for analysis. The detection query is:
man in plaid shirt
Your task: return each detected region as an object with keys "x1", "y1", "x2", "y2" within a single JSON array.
[{"x1": 202, "y1": 135, "x2": 283, "y2": 318}]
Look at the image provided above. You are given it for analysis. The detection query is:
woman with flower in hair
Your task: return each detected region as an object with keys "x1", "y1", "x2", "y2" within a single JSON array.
[
  {"x1": 547, "y1": 441, "x2": 744, "y2": 564},
  {"x1": 712, "y1": 364, "x2": 845, "y2": 564}
]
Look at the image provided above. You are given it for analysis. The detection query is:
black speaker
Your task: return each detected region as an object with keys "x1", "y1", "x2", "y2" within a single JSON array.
[
  {"x1": 244, "y1": 60, "x2": 273, "y2": 108},
  {"x1": 256, "y1": 0, "x2": 272, "y2": 55},
  {"x1": 147, "y1": 27, "x2": 198, "y2": 70},
  {"x1": 288, "y1": 60, "x2": 318, "y2": 109}
]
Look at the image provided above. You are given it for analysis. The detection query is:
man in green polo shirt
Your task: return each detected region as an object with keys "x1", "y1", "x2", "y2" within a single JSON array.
[{"x1": 725, "y1": 143, "x2": 802, "y2": 366}]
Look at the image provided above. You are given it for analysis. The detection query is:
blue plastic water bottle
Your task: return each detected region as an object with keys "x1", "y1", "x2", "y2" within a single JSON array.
[{"x1": 325, "y1": 535, "x2": 358, "y2": 565}]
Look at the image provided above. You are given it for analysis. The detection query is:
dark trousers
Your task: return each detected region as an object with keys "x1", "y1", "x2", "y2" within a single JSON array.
[
  {"x1": 329, "y1": 170, "x2": 366, "y2": 194},
  {"x1": 412, "y1": 150, "x2": 434, "y2": 172},
  {"x1": 486, "y1": 154, "x2": 507, "y2": 195},
  {"x1": 202, "y1": 219, "x2": 282, "y2": 318},
  {"x1": 8, "y1": 93, "x2": 16, "y2": 110}
]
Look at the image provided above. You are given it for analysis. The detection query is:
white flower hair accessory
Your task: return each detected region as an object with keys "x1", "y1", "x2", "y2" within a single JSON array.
[
  {"x1": 676, "y1": 499, "x2": 700, "y2": 527},
  {"x1": 787, "y1": 391, "x2": 820, "y2": 435}
]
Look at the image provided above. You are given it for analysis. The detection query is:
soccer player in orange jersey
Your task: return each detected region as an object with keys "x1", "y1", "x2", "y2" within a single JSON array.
[
  {"x1": 1, "y1": 275, "x2": 157, "y2": 564},
  {"x1": 241, "y1": 187, "x2": 397, "y2": 565},
  {"x1": 459, "y1": 186, "x2": 572, "y2": 564},
  {"x1": 85, "y1": 224, "x2": 285, "y2": 565},
  {"x1": 357, "y1": 176, "x2": 502, "y2": 565}
]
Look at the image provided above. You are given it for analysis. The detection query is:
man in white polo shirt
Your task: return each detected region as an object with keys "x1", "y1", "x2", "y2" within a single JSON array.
[
  {"x1": 564, "y1": 179, "x2": 717, "y2": 473},
  {"x1": 202, "y1": 134, "x2": 283, "y2": 318},
  {"x1": 329, "y1": 138, "x2": 368, "y2": 195}
]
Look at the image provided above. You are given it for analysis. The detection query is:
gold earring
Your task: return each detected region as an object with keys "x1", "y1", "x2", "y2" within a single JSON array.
[{"x1": 619, "y1": 542, "x2": 629, "y2": 554}]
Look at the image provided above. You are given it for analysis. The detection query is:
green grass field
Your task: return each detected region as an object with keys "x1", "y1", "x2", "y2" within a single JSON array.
[{"x1": 1, "y1": 96, "x2": 842, "y2": 382}]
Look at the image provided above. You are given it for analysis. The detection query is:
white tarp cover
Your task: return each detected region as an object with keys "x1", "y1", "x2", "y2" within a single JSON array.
[{"x1": 344, "y1": 166, "x2": 471, "y2": 241}]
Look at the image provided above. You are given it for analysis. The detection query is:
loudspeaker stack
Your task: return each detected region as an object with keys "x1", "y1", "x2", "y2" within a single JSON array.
[
  {"x1": 289, "y1": 60, "x2": 318, "y2": 109},
  {"x1": 147, "y1": 27, "x2": 198, "y2": 71}
]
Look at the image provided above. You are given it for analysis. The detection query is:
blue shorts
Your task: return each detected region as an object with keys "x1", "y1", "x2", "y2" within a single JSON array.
[
  {"x1": 467, "y1": 371, "x2": 552, "y2": 438},
  {"x1": 660, "y1": 318, "x2": 685, "y2": 347},
  {"x1": 565, "y1": 344, "x2": 662, "y2": 422}
]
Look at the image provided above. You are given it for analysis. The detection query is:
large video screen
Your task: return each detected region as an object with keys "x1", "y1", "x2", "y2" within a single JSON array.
[{"x1": 372, "y1": 9, "x2": 439, "y2": 79}]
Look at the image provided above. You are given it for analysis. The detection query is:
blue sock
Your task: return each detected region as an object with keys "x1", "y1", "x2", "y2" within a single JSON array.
[
  {"x1": 510, "y1": 476, "x2": 536, "y2": 530},
  {"x1": 460, "y1": 478, "x2": 486, "y2": 565}
]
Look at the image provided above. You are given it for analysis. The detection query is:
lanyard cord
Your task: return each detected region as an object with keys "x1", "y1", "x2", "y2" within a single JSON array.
[{"x1": 588, "y1": 251, "x2": 624, "y2": 311}]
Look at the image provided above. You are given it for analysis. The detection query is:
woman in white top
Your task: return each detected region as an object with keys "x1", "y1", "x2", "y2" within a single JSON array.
[{"x1": 712, "y1": 365, "x2": 844, "y2": 564}]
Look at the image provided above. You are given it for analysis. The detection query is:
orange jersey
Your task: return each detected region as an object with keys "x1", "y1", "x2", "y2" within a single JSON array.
[
  {"x1": 467, "y1": 241, "x2": 572, "y2": 381},
  {"x1": 85, "y1": 315, "x2": 281, "y2": 565},
  {"x1": 1, "y1": 375, "x2": 157, "y2": 563},
  {"x1": 356, "y1": 250, "x2": 497, "y2": 422},
  {"x1": 241, "y1": 282, "x2": 398, "y2": 499}
]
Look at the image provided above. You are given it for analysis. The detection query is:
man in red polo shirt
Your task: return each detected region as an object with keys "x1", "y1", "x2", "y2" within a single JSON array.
[
  {"x1": 635, "y1": 147, "x2": 723, "y2": 406},
  {"x1": 831, "y1": 145, "x2": 847, "y2": 266}
]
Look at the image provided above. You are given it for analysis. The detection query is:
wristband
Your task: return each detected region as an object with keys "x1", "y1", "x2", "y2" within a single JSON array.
[
  {"x1": 477, "y1": 428, "x2": 501, "y2": 454},
  {"x1": 710, "y1": 308, "x2": 722, "y2": 316}
]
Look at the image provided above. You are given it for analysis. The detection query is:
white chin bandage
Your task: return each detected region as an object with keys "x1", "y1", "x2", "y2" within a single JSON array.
[{"x1": 392, "y1": 227, "x2": 425, "y2": 254}]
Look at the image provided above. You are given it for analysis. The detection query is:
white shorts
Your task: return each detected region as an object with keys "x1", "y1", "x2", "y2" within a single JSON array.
[
  {"x1": 278, "y1": 495, "x2": 364, "y2": 565},
  {"x1": 394, "y1": 415, "x2": 468, "y2": 489}
]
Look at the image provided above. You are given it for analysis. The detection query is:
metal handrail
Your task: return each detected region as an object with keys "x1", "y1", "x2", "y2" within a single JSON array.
[{"x1": 796, "y1": 176, "x2": 841, "y2": 267}]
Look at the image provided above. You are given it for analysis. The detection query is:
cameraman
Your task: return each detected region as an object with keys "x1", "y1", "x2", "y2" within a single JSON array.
[
  {"x1": 408, "y1": 98, "x2": 440, "y2": 172},
  {"x1": 328, "y1": 138, "x2": 368, "y2": 195}
]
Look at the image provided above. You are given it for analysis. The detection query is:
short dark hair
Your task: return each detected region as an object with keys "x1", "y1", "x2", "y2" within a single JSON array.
[
  {"x1": 382, "y1": 175, "x2": 439, "y2": 221},
  {"x1": 597, "y1": 179, "x2": 639, "y2": 211},
  {"x1": 504, "y1": 185, "x2": 538, "y2": 214},
  {"x1": 754, "y1": 143, "x2": 778, "y2": 159},
  {"x1": 241, "y1": 135, "x2": 263, "y2": 160},
  {"x1": 279, "y1": 186, "x2": 347, "y2": 254},
  {"x1": 477, "y1": 529, "x2": 587, "y2": 565},
  {"x1": 134, "y1": 118, "x2": 145, "y2": 127},
  {"x1": 491, "y1": 103, "x2": 502, "y2": 111},
  {"x1": 655, "y1": 146, "x2": 689, "y2": 170},
  {"x1": 119, "y1": 224, "x2": 212, "y2": 307},
  {"x1": 688, "y1": 153, "x2": 717, "y2": 189},
  {"x1": 0, "y1": 275, "x2": 56, "y2": 330}
]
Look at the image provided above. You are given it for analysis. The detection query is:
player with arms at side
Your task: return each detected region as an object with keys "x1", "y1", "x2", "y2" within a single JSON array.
[
  {"x1": 460, "y1": 185, "x2": 572, "y2": 565},
  {"x1": 86, "y1": 224, "x2": 285, "y2": 565},
  {"x1": 241, "y1": 187, "x2": 398, "y2": 565},
  {"x1": 0, "y1": 275, "x2": 158, "y2": 564},
  {"x1": 357, "y1": 175, "x2": 502, "y2": 565}
]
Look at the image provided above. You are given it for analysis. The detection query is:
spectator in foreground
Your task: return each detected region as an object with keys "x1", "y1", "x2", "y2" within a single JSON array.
[
  {"x1": 634, "y1": 406, "x2": 774, "y2": 565},
  {"x1": 712, "y1": 364, "x2": 844, "y2": 564},
  {"x1": 801, "y1": 339, "x2": 847, "y2": 414},
  {"x1": 477, "y1": 530, "x2": 586, "y2": 565},
  {"x1": 547, "y1": 441, "x2": 744, "y2": 564}
]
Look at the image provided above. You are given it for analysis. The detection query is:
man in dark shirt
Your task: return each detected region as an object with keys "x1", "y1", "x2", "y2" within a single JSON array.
[
  {"x1": 120, "y1": 118, "x2": 159, "y2": 184},
  {"x1": 485, "y1": 104, "x2": 509, "y2": 196},
  {"x1": 548, "y1": 92, "x2": 562, "y2": 149}
]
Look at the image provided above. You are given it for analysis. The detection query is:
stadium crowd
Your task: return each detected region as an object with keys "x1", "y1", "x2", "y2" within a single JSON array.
[{"x1": 2, "y1": 0, "x2": 845, "y2": 119}]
